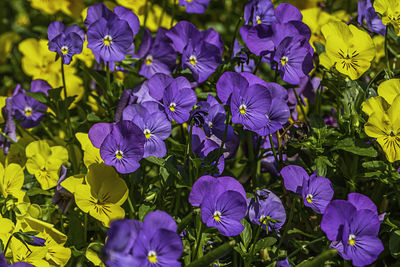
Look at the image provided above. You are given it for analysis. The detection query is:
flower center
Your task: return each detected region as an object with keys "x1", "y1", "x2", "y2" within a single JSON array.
[
  {"x1": 24, "y1": 107, "x2": 33, "y2": 117},
  {"x1": 348, "y1": 234, "x2": 356, "y2": 246},
  {"x1": 208, "y1": 121, "x2": 213, "y2": 128},
  {"x1": 306, "y1": 194, "x2": 313, "y2": 203},
  {"x1": 239, "y1": 104, "x2": 247, "y2": 115},
  {"x1": 186, "y1": 0, "x2": 192, "y2": 2},
  {"x1": 169, "y1": 102, "x2": 177, "y2": 112},
  {"x1": 213, "y1": 211, "x2": 221, "y2": 222},
  {"x1": 144, "y1": 129, "x2": 151, "y2": 139},
  {"x1": 259, "y1": 215, "x2": 268, "y2": 225},
  {"x1": 103, "y1": 35, "x2": 113, "y2": 46},
  {"x1": 189, "y1": 55, "x2": 197, "y2": 66},
  {"x1": 281, "y1": 56, "x2": 288, "y2": 66},
  {"x1": 115, "y1": 150, "x2": 124, "y2": 159},
  {"x1": 256, "y1": 16, "x2": 262, "y2": 24},
  {"x1": 390, "y1": 130, "x2": 396, "y2": 137},
  {"x1": 60, "y1": 46, "x2": 69, "y2": 55},
  {"x1": 145, "y1": 55, "x2": 153, "y2": 65},
  {"x1": 338, "y1": 49, "x2": 360, "y2": 71},
  {"x1": 147, "y1": 250, "x2": 158, "y2": 263}
]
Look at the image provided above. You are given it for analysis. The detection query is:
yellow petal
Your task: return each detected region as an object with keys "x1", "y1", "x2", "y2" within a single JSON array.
[
  {"x1": 377, "y1": 79, "x2": 400, "y2": 105},
  {"x1": 364, "y1": 112, "x2": 389, "y2": 138},
  {"x1": 51, "y1": 146, "x2": 69, "y2": 164},
  {"x1": 26, "y1": 140, "x2": 51, "y2": 159},
  {"x1": 2, "y1": 163, "x2": 24, "y2": 198},
  {"x1": 76, "y1": 133, "x2": 102, "y2": 168},
  {"x1": 361, "y1": 96, "x2": 390, "y2": 117},
  {"x1": 60, "y1": 175, "x2": 85, "y2": 194}
]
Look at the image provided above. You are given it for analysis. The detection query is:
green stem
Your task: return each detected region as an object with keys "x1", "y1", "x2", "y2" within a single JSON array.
[
  {"x1": 60, "y1": 213, "x2": 65, "y2": 233},
  {"x1": 185, "y1": 120, "x2": 194, "y2": 183},
  {"x1": 215, "y1": 109, "x2": 230, "y2": 167},
  {"x1": 269, "y1": 134, "x2": 280, "y2": 170},
  {"x1": 170, "y1": 0, "x2": 177, "y2": 27},
  {"x1": 192, "y1": 218, "x2": 204, "y2": 261},
  {"x1": 84, "y1": 213, "x2": 88, "y2": 243},
  {"x1": 297, "y1": 249, "x2": 337, "y2": 267},
  {"x1": 61, "y1": 60, "x2": 78, "y2": 173},
  {"x1": 292, "y1": 87, "x2": 309, "y2": 126},
  {"x1": 384, "y1": 26, "x2": 393, "y2": 78},
  {"x1": 229, "y1": 16, "x2": 243, "y2": 59},
  {"x1": 276, "y1": 197, "x2": 296, "y2": 251},
  {"x1": 3, "y1": 234, "x2": 12, "y2": 255},
  {"x1": 127, "y1": 197, "x2": 135, "y2": 219},
  {"x1": 288, "y1": 236, "x2": 325, "y2": 259},
  {"x1": 187, "y1": 240, "x2": 236, "y2": 267},
  {"x1": 245, "y1": 226, "x2": 262, "y2": 267},
  {"x1": 177, "y1": 210, "x2": 195, "y2": 233}
]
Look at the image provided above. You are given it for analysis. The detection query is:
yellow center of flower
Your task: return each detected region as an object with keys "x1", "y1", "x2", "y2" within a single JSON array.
[
  {"x1": 281, "y1": 56, "x2": 288, "y2": 66},
  {"x1": 115, "y1": 150, "x2": 123, "y2": 159},
  {"x1": 348, "y1": 234, "x2": 356, "y2": 246},
  {"x1": 259, "y1": 215, "x2": 268, "y2": 225},
  {"x1": 338, "y1": 48, "x2": 360, "y2": 71},
  {"x1": 256, "y1": 16, "x2": 262, "y2": 24},
  {"x1": 208, "y1": 121, "x2": 213, "y2": 128},
  {"x1": 103, "y1": 35, "x2": 113, "y2": 46},
  {"x1": 60, "y1": 46, "x2": 69, "y2": 55},
  {"x1": 189, "y1": 55, "x2": 197, "y2": 66},
  {"x1": 306, "y1": 194, "x2": 313, "y2": 203},
  {"x1": 239, "y1": 104, "x2": 247, "y2": 115},
  {"x1": 144, "y1": 129, "x2": 151, "y2": 139},
  {"x1": 169, "y1": 102, "x2": 177, "y2": 112},
  {"x1": 147, "y1": 250, "x2": 158, "y2": 263},
  {"x1": 186, "y1": 0, "x2": 192, "y2": 2},
  {"x1": 213, "y1": 211, "x2": 221, "y2": 222},
  {"x1": 145, "y1": 55, "x2": 153, "y2": 65},
  {"x1": 24, "y1": 107, "x2": 32, "y2": 116}
]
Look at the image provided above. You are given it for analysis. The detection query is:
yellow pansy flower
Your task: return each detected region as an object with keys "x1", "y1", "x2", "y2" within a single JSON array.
[
  {"x1": 0, "y1": 32, "x2": 20, "y2": 66},
  {"x1": 76, "y1": 133, "x2": 103, "y2": 168},
  {"x1": 86, "y1": 242, "x2": 106, "y2": 267},
  {"x1": 10, "y1": 239, "x2": 50, "y2": 267},
  {"x1": 374, "y1": 0, "x2": 400, "y2": 35},
  {"x1": 0, "y1": 218, "x2": 14, "y2": 251},
  {"x1": 29, "y1": 0, "x2": 84, "y2": 18},
  {"x1": 18, "y1": 38, "x2": 84, "y2": 107},
  {"x1": 321, "y1": 22, "x2": 375, "y2": 80},
  {"x1": 0, "y1": 162, "x2": 24, "y2": 200},
  {"x1": 373, "y1": 35, "x2": 385, "y2": 65},
  {"x1": 364, "y1": 94, "x2": 400, "y2": 162},
  {"x1": 66, "y1": 163, "x2": 128, "y2": 227},
  {"x1": 25, "y1": 140, "x2": 68, "y2": 190},
  {"x1": 377, "y1": 78, "x2": 400, "y2": 105}
]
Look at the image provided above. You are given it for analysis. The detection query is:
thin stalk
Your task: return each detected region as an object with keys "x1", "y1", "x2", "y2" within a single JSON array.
[
  {"x1": 229, "y1": 16, "x2": 243, "y2": 59},
  {"x1": 292, "y1": 87, "x2": 309, "y2": 126},
  {"x1": 61, "y1": 60, "x2": 78, "y2": 173},
  {"x1": 177, "y1": 210, "x2": 195, "y2": 233},
  {"x1": 245, "y1": 226, "x2": 262, "y2": 267},
  {"x1": 288, "y1": 236, "x2": 325, "y2": 259},
  {"x1": 252, "y1": 56, "x2": 262, "y2": 74},
  {"x1": 384, "y1": 26, "x2": 393, "y2": 78},
  {"x1": 269, "y1": 134, "x2": 280, "y2": 170},
  {"x1": 4, "y1": 234, "x2": 12, "y2": 255},
  {"x1": 170, "y1": 0, "x2": 177, "y2": 27},
  {"x1": 60, "y1": 213, "x2": 65, "y2": 233},
  {"x1": 192, "y1": 219, "x2": 204, "y2": 261},
  {"x1": 276, "y1": 198, "x2": 296, "y2": 251},
  {"x1": 127, "y1": 197, "x2": 135, "y2": 219},
  {"x1": 187, "y1": 240, "x2": 236, "y2": 267},
  {"x1": 84, "y1": 213, "x2": 88, "y2": 243},
  {"x1": 215, "y1": 109, "x2": 230, "y2": 167},
  {"x1": 185, "y1": 120, "x2": 194, "y2": 183}
]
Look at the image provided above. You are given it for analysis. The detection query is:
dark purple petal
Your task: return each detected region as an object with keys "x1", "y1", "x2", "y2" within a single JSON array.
[
  {"x1": 347, "y1": 193, "x2": 378, "y2": 215},
  {"x1": 302, "y1": 176, "x2": 334, "y2": 214},
  {"x1": 142, "y1": 210, "x2": 177, "y2": 238},
  {"x1": 89, "y1": 122, "x2": 114, "y2": 148},
  {"x1": 189, "y1": 175, "x2": 222, "y2": 207},
  {"x1": 216, "y1": 72, "x2": 249, "y2": 105},
  {"x1": 274, "y1": 3, "x2": 302, "y2": 23},
  {"x1": 280, "y1": 165, "x2": 308, "y2": 194},
  {"x1": 321, "y1": 200, "x2": 356, "y2": 241},
  {"x1": 114, "y1": 6, "x2": 140, "y2": 35}
]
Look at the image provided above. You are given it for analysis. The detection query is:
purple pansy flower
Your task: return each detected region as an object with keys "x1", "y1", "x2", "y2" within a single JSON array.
[
  {"x1": 0, "y1": 252, "x2": 34, "y2": 267},
  {"x1": 179, "y1": 0, "x2": 210, "y2": 14},
  {"x1": 51, "y1": 166, "x2": 73, "y2": 214},
  {"x1": 89, "y1": 120, "x2": 145, "y2": 173},
  {"x1": 244, "y1": 0, "x2": 275, "y2": 26},
  {"x1": 182, "y1": 39, "x2": 222, "y2": 83},
  {"x1": 321, "y1": 195, "x2": 384, "y2": 267},
  {"x1": 280, "y1": 165, "x2": 334, "y2": 214},
  {"x1": 123, "y1": 104, "x2": 171, "y2": 158},
  {"x1": 137, "y1": 28, "x2": 177, "y2": 79},
  {"x1": 358, "y1": 0, "x2": 386, "y2": 36},
  {"x1": 191, "y1": 126, "x2": 225, "y2": 175},
  {"x1": 12, "y1": 80, "x2": 52, "y2": 129},
  {"x1": 276, "y1": 258, "x2": 290, "y2": 267},
  {"x1": 87, "y1": 16, "x2": 133, "y2": 68},
  {"x1": 190, "y1": 175, "x2": 247, "y2": 236},
  {"x1": 231, "y1": 83, "x2": 271, "y2": 132},
  {"x1": 247, "y1": 189, "x2": 286, "y2": 232},
  {"x1": 163, "y1": 77, "x2": 197, "y2": 123},
  {"x1": 104, "y1": 211, "x2": 182, "y2": 267},
  {"x1": 0, "y1": 85, "x2": 19, "y2": 154},
  {"x1": 273, "y1": 36, "x2": 314, "y2": 85},
  {"x1": 47, "y1": 21, "x2": 85, "y2": 64}
]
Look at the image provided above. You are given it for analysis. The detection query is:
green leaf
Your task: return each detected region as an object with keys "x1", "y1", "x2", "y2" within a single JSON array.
[
  {"x1": 240, "y1": 219, "x2": 252, "y2": 250},
  {"x1": 390, "y1": 230, "x2": 400, "y2": 258},
  {"x1": 48, "y1": 87, "x2": 63, "y2": 100},
  {"x1": 332, "y1": 138, "x2": 377, "y2": 157},
  {"x1": 253, "y1": 237, "x2": 277, "y2": 252},
  {"x1": 26, "y1": 187, "x2": 53, "y2": 197},
  {"x1": 361, "y1": 161, "x2": 386, "y2": 170},
  {"x1": 25, "y1": 92, "x2": 48, "y2": 105},
  {"x1": 0, "y1": 239, "x2": 4, "y2": 253},
  {"x1": 138, "y1": 204, "x2": 152, "y2": 221},
  {"x1": 287, "y1": 228, "x2": 317, "y2": 238},
  {"x1": 87, "y1": 113, "x2": 102, "y2": 122}
]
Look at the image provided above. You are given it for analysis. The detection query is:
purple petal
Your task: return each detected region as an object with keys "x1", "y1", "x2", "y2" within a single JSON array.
[{"x1": 280, "y1": 165, "x2": 308, "y2": 194}]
